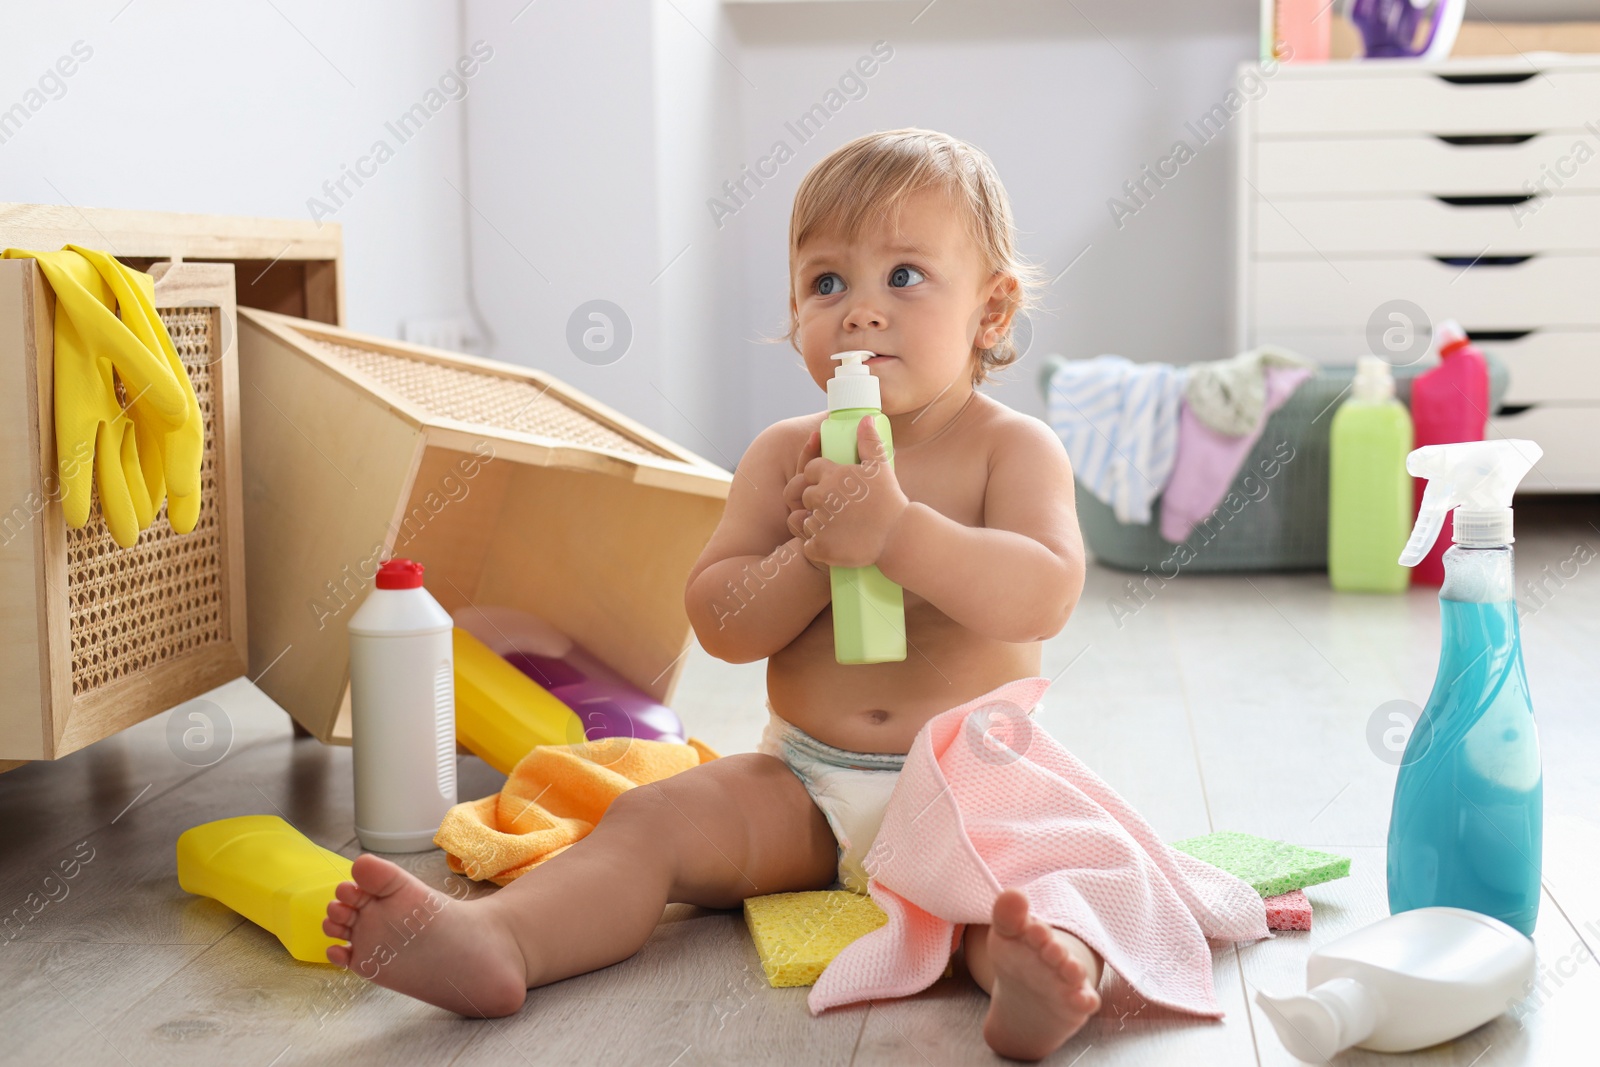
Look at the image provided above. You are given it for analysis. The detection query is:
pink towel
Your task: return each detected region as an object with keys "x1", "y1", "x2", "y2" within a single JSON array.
[
  {"x1": 1158, "y1": 364, "x2": 1314, "y2": 544},
  {"x1": 808, "y1": 677, "x2": 1269, "y2": 1017}
]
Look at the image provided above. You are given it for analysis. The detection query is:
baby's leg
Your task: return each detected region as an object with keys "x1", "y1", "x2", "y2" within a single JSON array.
[
  {"x1": 960, "y1": 889, "x2": 1104, "y2": 1062},
  {"x1": 324, "y1": 752, "x2": 840, "y2": 1017}
]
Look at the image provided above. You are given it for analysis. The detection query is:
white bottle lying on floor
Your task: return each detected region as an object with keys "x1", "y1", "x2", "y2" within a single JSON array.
[{"x1": 1255, "y1": 906, "x2": 1534, "y2": 1061}]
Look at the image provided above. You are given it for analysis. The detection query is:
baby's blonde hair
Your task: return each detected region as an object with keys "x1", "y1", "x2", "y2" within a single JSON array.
[{"x1": 783, "y1": 128, "x2": 1045, "y2": 383}]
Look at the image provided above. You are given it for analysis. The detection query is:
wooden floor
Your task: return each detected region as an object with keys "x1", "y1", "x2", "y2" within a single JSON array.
[{"x1": 3, "y1": 497, "x2": 1597, "y2": 1066}]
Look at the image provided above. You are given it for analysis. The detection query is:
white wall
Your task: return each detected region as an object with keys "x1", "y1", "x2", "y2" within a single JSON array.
[
  {"x1": 651, "y1": 0, "x2": 750, "y2": 468},
  {"x1": 456, "y1": 0, "x2": 664, "y2": 432},
  {"x1": 456, "y1": 0, "x2": 750, "y2": 469},
  {"x1": 0, "y1": 0, "x2": 471, "y2": 341},
  {"x1": 714, "y1": 1, "x2": 1261, "y2": 452},
  {"x1": 5, "y1": 0, "x2": 1269, "y2": 466},
  {"x1": 459, "y1": 0, "x2": 1263, "y2": 461}
]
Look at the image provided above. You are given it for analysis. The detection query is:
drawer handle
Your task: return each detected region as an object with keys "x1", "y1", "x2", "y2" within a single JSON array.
[
  {"x1": 1431, "y1": 254, "x2": 1535, "y2": 267},
  {"x1": 1497, "y1": 404, "x2": 1535, "y2": 417},
  {"x1": 1435, "y1": 194, "x2": 1537, "y2": 207},
  {"x1": 1468, "y1": 329, "x2": 1536, "y2": 343},
  {"x1": 1436, "y1": 72, "x2": 1539, "y2": 85},
  {"x1": 1436, "y1": 133, "x2": 1539, "y2": 146}
]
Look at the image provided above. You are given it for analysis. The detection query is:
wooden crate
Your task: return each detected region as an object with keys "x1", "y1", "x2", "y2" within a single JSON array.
[
  {"x1": 237, "y1": 310, "x2": 732, "y2": 744},
  {"x1": 0, "y1": 260, "x2": 248, "y2": 763},
  {"x1": 0, "y1": 201, "x2": 343, "y2": 326}
]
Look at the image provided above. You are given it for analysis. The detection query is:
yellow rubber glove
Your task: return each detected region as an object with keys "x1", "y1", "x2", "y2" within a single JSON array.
[
  {"x1": 2, "y1": 246, "x2": 203, "y2": 546},
  {"x1": 70, "y1": 245, "x2": 204, "y2": 535}
]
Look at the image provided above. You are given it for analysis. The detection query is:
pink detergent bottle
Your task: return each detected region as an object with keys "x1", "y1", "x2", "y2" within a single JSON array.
[{"x1": 1407, "y1": 321, "x2": 1489, "y2": 586}]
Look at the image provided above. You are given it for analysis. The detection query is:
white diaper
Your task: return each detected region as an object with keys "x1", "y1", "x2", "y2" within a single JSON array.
[
  {"x1": 757, "y1": 700, "x2": 1044, "y2": 894},
  {"x1": 756, "y1": 707, "x2": 905, "y2": 895}
]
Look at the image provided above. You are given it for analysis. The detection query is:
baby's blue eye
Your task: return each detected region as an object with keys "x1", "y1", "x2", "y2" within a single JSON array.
[
  {"x1": 889, "y1": 265, "x2": 925, "y2": 288},
  {"x1": 814, "y1": 273, "x2": 844, "y2": 296}
]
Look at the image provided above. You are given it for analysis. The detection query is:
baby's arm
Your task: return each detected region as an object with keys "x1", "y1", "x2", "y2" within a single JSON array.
[
  {"x1": 802, "y1": 414, "x2": 1085, "y2": 644},
  {"x1": 684, "y1": 418, "x2": 831, "y2": 663},
  {"x1": 883, "y1": 417, "x2": 1085, "y2": 641}
]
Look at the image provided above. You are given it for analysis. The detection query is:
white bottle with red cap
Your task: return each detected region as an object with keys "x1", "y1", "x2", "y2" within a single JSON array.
[{"x1": 347, "y1": 558, "x2": 457, "y2": 852}]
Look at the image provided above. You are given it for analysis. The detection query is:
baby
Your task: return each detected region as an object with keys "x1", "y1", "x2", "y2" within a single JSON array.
[{"x1": 323, "y1": 128, "x2": 1098, "y2": 1062}]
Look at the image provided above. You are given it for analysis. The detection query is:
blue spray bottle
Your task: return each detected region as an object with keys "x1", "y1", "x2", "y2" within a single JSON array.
[{"x1": 1388, "y1": 439, "x2": 1544, "y2": 935}]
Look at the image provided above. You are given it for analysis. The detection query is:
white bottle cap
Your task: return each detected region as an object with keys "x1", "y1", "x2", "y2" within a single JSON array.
[
  {"x1": 1351, "y1": 354, "x2": 1395, "y2": 403},
  {"x1": 1454, "y1": 505, "x2": 1515, "y2": 548},
  {"x1": 828, "y1": 350, "x2": 881, "y2": 411},
  {"x1": 1256, "y1": 977, "x2": 1379, "y2": 1061},
  {"x1": 1434, "y1": 318, "x2": 1469, "y2": 356}
]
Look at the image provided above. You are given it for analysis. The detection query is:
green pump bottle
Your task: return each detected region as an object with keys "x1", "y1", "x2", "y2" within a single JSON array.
[
  {"x1": 819, "y1": 350, "x2": 906, "y2": 664},
  {"x1": 1329, "y1": 355, "x2": 1413, "y2": 593}
]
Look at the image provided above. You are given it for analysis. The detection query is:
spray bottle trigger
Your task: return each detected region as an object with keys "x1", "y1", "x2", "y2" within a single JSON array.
[
  {"x1": 1399, "y1": 501, "x2": 1447, "y2": 568},
  {"x1": 1398, "y1": 439, "x2": 1544, "y2": 567}
]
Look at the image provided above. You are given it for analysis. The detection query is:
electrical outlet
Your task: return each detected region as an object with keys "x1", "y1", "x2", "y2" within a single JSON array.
[{"x1": 400, "y1": 315, "x2": 472, "y2": 352}]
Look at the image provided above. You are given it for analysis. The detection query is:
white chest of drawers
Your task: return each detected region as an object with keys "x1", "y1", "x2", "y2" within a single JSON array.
[{"x1": 1235, "y1": 54, "x2": 1600, "y2": 492}]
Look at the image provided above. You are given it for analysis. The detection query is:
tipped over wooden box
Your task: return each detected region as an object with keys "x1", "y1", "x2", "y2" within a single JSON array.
[
  {"x1": 237, "y1": 310, "x2": 731, "y2": 743},
  {"x1": 1, "y1": 201, "x2": 730, "y2": 761}
]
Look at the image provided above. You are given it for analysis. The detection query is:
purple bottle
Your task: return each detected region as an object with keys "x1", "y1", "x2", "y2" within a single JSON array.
[
  {"x1": 1346, "y1": 0, "x2": 1463, "y2": 60},
  {"x1": 452, "y1": 606, "x2": 686, "y2": 744}
]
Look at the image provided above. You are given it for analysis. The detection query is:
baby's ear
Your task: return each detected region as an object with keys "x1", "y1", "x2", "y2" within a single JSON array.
[{"x1": 983, "y1": 276, "x2": 1022, "y2": 338}]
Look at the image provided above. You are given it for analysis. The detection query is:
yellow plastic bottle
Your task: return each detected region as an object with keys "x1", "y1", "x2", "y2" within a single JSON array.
[
  {"x1": 175, "y1": 814, "x2": 353, "y2": 964},
  {"x1": 452, "y1": 627, "x2": 585, "y2": 774}
]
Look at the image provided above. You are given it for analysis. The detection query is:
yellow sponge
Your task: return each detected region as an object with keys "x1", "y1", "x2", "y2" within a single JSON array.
[{"x1": 743, "y1": 890, "x2": 955, "y2": 987}]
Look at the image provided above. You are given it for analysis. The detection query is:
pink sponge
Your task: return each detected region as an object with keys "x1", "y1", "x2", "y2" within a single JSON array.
[{"x1": 1263, "y1": 889, "x2": 1311, "y2": 931}]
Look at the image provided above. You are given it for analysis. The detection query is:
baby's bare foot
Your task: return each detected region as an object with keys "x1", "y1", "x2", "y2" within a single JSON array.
[
  {"x1": 323, "y1": 854, "x2": 527, "y2": 1018},
  {"x1": 982, "y1": 888, "x2": 1103, "y2": 1062}
]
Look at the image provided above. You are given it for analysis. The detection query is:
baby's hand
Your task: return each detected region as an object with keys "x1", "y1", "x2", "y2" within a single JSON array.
[
  {"x1": 783, "y1": 430, "x2": 829, "y2": 573},
  {"x1": 799, "y1": 416, "x2": 909, "y2": 569}
]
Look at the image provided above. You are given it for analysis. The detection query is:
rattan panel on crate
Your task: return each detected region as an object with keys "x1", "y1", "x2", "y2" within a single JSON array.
[
  {"x1": 65, "y1": 307, "x2": 227, "y2": 695},
  {"x1": 297, "y1": 330, "x2": 668, "y2": 459}
]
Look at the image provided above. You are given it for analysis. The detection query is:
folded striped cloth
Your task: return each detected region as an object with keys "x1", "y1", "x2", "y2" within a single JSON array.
[{"x1": 1045, "y1": 355, "x2": 1188, "y2": 525}]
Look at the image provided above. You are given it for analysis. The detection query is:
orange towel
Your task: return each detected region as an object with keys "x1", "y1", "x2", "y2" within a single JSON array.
[{"x1": 434, "y1": 735, "x2": 720, "y2": 885}]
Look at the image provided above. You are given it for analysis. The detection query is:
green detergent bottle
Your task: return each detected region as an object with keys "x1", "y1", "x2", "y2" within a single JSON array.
[
  {"x1": 1329, "y1": 356, "x2": 1413, "y2": 593},
  {"x1": 820, "y1": 350, "x2": 906, "y2": 664}
]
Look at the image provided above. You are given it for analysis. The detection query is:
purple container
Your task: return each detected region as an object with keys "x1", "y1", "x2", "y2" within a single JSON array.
[
  {"x1": 452, "y1": 604, "x2": 688, "y2": 745},
  {"x1": 503, "y1": 648, "x2": 686, "y2": 744},
  {"x1": 1347, "y1": 0, "x2": 1461, "y2": 59}
]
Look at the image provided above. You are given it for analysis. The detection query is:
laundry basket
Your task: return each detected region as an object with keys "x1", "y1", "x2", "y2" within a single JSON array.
[{"x1": 1040, "y1": 354, "x2": 1509, "y2": 573}]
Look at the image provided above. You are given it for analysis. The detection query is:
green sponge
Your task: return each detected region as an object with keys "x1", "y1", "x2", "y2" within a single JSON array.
[{"x1": 1171, "y1": 831, "x2": 1350, "y2": 898}]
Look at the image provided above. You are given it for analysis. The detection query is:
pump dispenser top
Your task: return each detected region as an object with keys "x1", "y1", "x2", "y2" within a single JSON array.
[
  {"x1": 1256, "y1": 907, "x2": 1535, "y2": 1060},
  {"x1": 829, "y1": 350, "x2": 881, "y2": 411},
  {"x1": 1398, "y1": 439, "x2": 1542, "y2": 567},
  {"x1": 1351, "y1": 354, "x2": 1395, "y2": 403}
]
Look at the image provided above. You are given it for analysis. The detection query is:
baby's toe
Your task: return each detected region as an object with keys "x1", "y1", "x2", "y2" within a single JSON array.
[
  {"x1": 1022, "y1": 919, "x2": 1055, "y2": 950},
  {"x1": 992, "y1": 889, "x2": 1029, "y2": 935}
]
